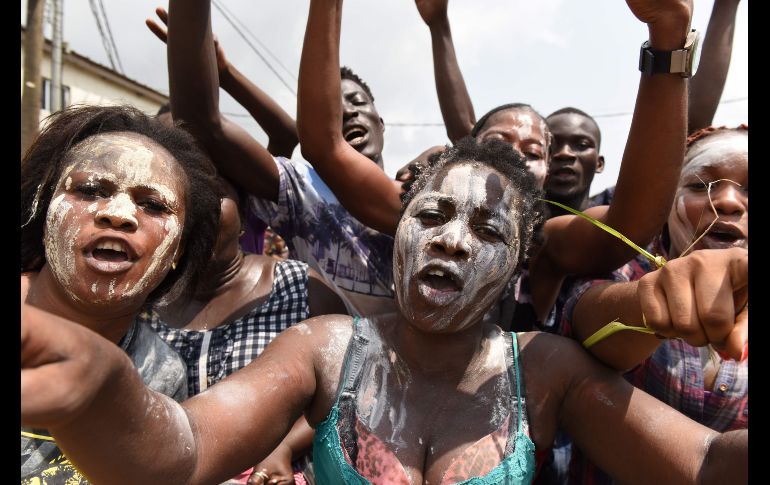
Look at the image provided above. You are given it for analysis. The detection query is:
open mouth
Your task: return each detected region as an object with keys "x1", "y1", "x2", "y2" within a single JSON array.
[
  {"x1": 343, "y1": 125, "x2": 368, "y2": 146},
  {"x1": 700, "y1": 223, "x2": 746, "y2": 248},
  {"x1": 416, "y1": 266, "x2": 464, "y2": 306},
  {"x1": 549, "y1": 167, "x2": 577, "y2": 179},
  {"x1": 92, "y1": 241, "x2": 130, "y2": 262},
  {"x1": 83, "y1": 238, "x2": 136, "y2": 274},
  {"x1": 421, "y1": 269, "x2": 461, "y2": 292}
]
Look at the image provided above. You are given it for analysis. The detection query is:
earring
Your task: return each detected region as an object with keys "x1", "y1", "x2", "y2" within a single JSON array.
[{"x1": 171, "y1": 261, "x2": 177, "y2": 271}]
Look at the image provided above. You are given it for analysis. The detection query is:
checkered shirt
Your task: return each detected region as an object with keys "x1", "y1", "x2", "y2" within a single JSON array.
[{"x1": 138, "y1": 259, "x2": 310, "y2": 396}]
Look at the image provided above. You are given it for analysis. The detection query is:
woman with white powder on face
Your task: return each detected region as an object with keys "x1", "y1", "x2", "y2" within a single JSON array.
[
  {"x1": 20, "y1": 104, "x2": 221, "y2": 483},
  {"x1": 22, "y1": 138, "x2": 747, "y2": 484},
  {"x1": 552, "y1": 125, "x2": 748, "y2": 483}
]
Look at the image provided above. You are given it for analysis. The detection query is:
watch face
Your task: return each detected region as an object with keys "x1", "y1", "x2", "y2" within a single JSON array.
[{"x1": 688, "y1": 30, "x2": 702, "y2": 78}]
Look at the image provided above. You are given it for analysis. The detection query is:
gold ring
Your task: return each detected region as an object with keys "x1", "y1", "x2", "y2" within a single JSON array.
[{"x1": 254, "y1": 471, "x2": 269, "y2": 481}]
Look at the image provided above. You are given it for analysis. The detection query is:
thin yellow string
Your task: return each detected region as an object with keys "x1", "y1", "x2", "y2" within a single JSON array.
[
  {"x1": 540, "y1": 199, "x2": 667, "y2": 269},
  {"x1": 21, "y1": 430, "x2": 56, "y2": 441}
]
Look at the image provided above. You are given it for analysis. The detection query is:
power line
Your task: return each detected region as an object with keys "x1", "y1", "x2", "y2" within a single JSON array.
[
  {"x1": 225, "y1": 96, "x2": 748, "y2": 127},
  {"x1": 211, "y1": 0, "x2": 296, "y2": 96},
  {"x1": 212, "y1": 0, "x2": 296, "y2": 82},
  {"x1": 97, "y1": 0, "x2": 123, "y2": 74},
  {"x1": 88, "y1": 0, "x2": 118, "y2": 72}
]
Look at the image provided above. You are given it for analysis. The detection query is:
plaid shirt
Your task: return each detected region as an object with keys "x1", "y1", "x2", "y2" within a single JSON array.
[
  {"x1": 138, "y1": 259, "x2": 310, "y2": 397},
  {"x1": 557, "y1": 240, "x2": 748, "y2": 484}
]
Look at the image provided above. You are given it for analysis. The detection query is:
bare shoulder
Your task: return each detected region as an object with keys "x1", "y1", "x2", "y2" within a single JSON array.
[
  {"x1": 285, "y1": 314, "x2": 354, "y2": 346},
  {"x1": 286, "y1": 314, "x2": 355, "y2": 424},
  {"x1": 517, "y1": 330, "x2": 604, "y2": 382},
  {"x1": 515, "y1": 331, "x2": 600, "y2": 448}
]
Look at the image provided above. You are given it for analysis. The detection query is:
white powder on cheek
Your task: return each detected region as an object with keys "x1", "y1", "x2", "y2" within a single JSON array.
[
  {"x1": 122, "y1": 215, "x2": 181, "y2": 299},
  {"x1": 394, "y1": 217, "x2": 422, "y2": 324},
  {"x1": 44, "y1": 195, "x2": 82, "y2": 301},
  {"x1": 527, "y1": 160, "x2": 548, "y2": 188},
  {"x1": 91, "y1": 283, "x2": 97, "y2": 294},
  {"x1": 667, "y1": 194, "x2": 698, "y2": 257}
]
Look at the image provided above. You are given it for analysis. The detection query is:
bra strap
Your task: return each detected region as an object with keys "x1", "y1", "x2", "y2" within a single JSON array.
[{"x1": 336, "y1": 316, "x2": 370, "y2": 403}]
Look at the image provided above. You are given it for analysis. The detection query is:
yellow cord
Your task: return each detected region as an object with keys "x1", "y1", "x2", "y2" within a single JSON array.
[
  {"x1": 582, "y1": 318, "x2": 656, "y2": 348},
  {"x1": 21, "y1": 430, "x2": 56, "y2": 441}
]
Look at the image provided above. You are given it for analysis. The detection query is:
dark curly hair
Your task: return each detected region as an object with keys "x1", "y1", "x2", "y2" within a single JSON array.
[
  {"x1": 400, "y1": 136, "x2": 544, "y2": 273},
  {"x1": 546, "y1": 106, "x2": 602, "y2": 149},
  {"x1": 341, "y1": 66, "x2": 375, "y2": 103},
  {"x1": 21, "y1": 104, "x2": 222, "y2": 305}
]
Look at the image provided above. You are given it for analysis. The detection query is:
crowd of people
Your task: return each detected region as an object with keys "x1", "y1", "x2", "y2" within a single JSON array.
[{"x1": 21, "y1": 0, "x2": 747, "y2": 484}]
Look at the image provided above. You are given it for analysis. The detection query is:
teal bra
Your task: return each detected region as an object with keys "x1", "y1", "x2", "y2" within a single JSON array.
[{"x1": 312, "y1": 317, "x2": 536, "y2": 485}]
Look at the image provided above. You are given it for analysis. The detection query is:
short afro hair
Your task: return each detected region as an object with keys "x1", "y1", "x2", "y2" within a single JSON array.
[
  {"x1": 21, "y1": 104, "x2": 222, "y2": 306},
  {"x1": 341, "y1": 66, "x2": 375, "y2": 102},
  {"x1": 546, "y1": 106, "x2": 602, "y2": 149},
  {"x1": 400, "y1": 136, "x2": 544, "y2": 273}
]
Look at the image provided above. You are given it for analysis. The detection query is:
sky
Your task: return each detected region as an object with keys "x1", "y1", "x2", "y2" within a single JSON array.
[{"x1": 22, "y1": 0, "x2": 748, "y2": 195}]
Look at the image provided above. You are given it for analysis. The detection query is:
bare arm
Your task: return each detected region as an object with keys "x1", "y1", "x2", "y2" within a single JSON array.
[
  {"x1": 149, "y1": 7, "x2": 298, "y2": 158},
  {"x1": 219, "y1": 63, "x2": 299, "y2": 159},
  {"x1": 297, "y1": 0, "x2": 402, "y2": 235},
  {"x1": 560, "y1": 341, "x2": 747, "y2": 484},
  {"x1": 688, "y1": 0, "x2": 741, "y2": 134},
  {"x1": 415, "y1": 0, "x2": 476, "y2": 142},
  {"x1": 529, "y1": 0, "x2": 693, "y2": 319},
  {"x1": 521, "y1": 332, "x2": 747, "y2": 484},
  {"x1": 166, "y1": 0, "x2": 280, "y2": 201},
  {"x1": 571, "y1": 247, "x2": 748, "y2": 370},
  {"x1": 21, "y1": 304, "x2": 348, "y2": 485}
]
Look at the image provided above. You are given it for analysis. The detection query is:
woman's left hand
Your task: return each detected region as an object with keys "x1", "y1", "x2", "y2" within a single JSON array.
[{"x1": 247, "y1": 443, "x2": 295, "y2": 485}]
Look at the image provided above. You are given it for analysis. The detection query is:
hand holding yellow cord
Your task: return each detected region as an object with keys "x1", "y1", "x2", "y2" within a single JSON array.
[
  {"x1": 542, "y1": 199, "x2": 747, "y2": 360},
  {"x1": 584, "y1": 247, "x2": 748, "y2": 361}
]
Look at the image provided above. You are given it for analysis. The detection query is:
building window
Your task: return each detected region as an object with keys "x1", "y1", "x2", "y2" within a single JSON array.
[{"x1": 40, "y1": 77, "x2": 70, "y2": 111}]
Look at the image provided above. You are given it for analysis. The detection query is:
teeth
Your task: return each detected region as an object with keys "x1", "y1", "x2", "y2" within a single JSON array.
[
  {"x1": 427, "y1": 269, "x2": 446, "y2": 277},
  {"x1": 95, "y1": 241, "x2": 126, "y2": 253}
]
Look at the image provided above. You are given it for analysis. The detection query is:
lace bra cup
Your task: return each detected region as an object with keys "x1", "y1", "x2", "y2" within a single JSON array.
[
  {"x1": 314, "y1": 409, "x2": 535, "y2": 485},
  {"x1": 312, "y1": 319, "x2": 536, "y2": 485}
]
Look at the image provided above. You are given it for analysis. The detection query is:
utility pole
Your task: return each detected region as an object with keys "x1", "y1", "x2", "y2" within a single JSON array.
[
  {"x1": 51, "y1": 0, "x2": 64, "y2": 112},
  {"x1": 21, "y1": 0, "x2": 45, "y2": 156}
]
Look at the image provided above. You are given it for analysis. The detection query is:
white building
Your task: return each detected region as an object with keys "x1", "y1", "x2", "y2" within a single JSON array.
[{"x1": 21, "y1": 25, "x2": 168, "y2": 124}]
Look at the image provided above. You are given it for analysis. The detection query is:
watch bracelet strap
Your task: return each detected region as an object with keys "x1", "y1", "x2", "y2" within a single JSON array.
[
  {"x1": 651, "y1": 49, "x2": 672, "y2": 73},
  {"x1": 639, "y1": 44, "x2": 672, "y2": 74}
]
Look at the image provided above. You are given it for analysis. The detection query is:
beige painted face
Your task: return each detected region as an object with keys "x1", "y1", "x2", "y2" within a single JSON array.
[
  {"x1": 44, "y1": 132, "x2": 187, "y2": 306},
  {"x1": 667, "y1": 131, "x2": 748, "y2": 256},
  {"x1": 394, "y1": 163, "x2": 520, "y2": 333}
]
